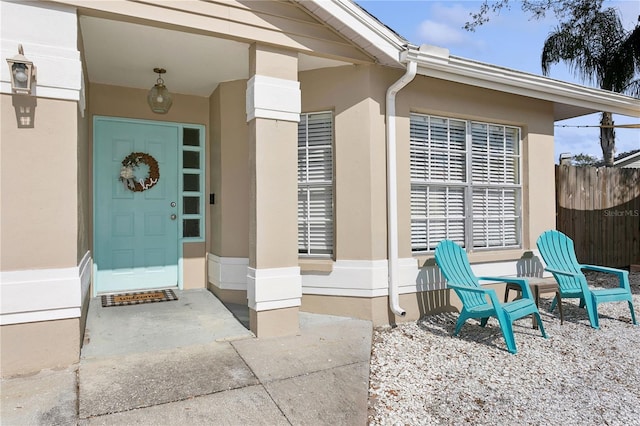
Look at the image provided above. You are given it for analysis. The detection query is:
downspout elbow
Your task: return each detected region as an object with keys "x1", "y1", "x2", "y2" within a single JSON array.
[{"x1": 386, "y1": 59, "x2": 417, "y2": 318}]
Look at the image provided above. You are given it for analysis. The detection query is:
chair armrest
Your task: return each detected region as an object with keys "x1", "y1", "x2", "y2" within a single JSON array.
[
  {"x1": 581, "y1": 264, "x2": 630, "y2": 290},
  {"x1": 545, "y1": 267, "x2": 592, "y2": 293},
  {"x1": 581, "y1": 264, "x2": 627, "y2": 275},
  {"x1": 447, "y1": 284, "x2": 504, "y2": 309},
  {"x1": 477, "y1": 276, "x2": 534, "y2": 300},
  {"x1": 446, "y1": 283, "x2": 490, "y2": 295},
  {"x1": 544, "y1": 267, "x2": 580, "y2": 278},
  {"x1": 485, "y1": 288, "x2": 503, "y2": 309}
]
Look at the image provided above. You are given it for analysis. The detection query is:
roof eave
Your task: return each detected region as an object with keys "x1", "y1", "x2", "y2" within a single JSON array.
[
  {"x1": 614, "y1": 151, "x2": 640, "y2": 165},
  {"x1": 297, "y1": 1, "x2": 639, "y2": 121},
  {"x1": 294, "y1": 0, "x2": 407, "y2": 67},
  {"x1": 411, "y1": 49, "x2": 640, "y2": 120}
]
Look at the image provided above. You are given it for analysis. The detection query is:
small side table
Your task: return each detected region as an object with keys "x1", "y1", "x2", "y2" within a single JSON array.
[{"x1": 504, "y1": 277, "x2": 563, "y2": 329}]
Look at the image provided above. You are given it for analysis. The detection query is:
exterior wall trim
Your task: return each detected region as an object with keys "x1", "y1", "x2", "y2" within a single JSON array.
[
  {"x1": 246, "y1": 75, "x2": 301, "y2": 122},
  {"x1": 247, "y1": 266, "x2": 302, "y2": 311},
  {"x1": 301, "y1": 257, "x2": 552, "y2": 297},
  {"x1": 301, "y1": 259, "x2": 416, "y2": 297},
  {"x1": 0, "y1": 251, "x2": 92, "y2": 325},
  {"x1": 0, "y1": 2, "x2": 82, "y2": 101},
  {"x1": 207, "y1": 254, "x2": 249, "y2": 291}
]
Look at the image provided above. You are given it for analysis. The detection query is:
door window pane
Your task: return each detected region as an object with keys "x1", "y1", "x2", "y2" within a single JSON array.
[
  {"x1": 183, "y1": 151, "x2": 199, "y2": 169},
  {"x1": 183, "y1": 128, "x2": 200, "y2": 146},
  {"x1": 184, "y1": 174, "x2": 199, "y2": 191},
  {"x1": 183, "y1": 219, "x2": 200, "y2": 238},
  {"x1": 183, "y1": 196, "x2": 200, "y2": 214}
]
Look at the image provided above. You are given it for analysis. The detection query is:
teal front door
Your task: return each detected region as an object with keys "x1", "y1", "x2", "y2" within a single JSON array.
[{"x1": 94, "y1": 118, "x2": 179, "y2": 294}]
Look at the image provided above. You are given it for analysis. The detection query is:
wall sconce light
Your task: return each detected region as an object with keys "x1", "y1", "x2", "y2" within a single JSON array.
[
  {"x1": 147, "y1": 67, "x2": 173, "y2": 114},
  {"x1": 6, "y1": 44, "x2": 36, "y2": 95}
]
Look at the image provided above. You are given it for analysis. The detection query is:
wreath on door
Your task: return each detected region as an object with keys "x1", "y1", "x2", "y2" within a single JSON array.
[{"x1": 119, "y1": 152, "x2": 160, "y2": 192}]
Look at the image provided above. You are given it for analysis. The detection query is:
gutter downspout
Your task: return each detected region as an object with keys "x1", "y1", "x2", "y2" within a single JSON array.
[{"x1": 386, "y1": 51, "x2": 417, "y2": 317}]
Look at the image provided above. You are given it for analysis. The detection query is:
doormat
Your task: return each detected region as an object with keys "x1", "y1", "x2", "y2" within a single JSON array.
[{"x1": 101, "y1": 289, "x2": 178, "y2": 307}]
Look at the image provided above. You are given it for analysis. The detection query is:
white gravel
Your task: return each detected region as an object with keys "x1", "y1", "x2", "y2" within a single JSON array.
[{"x1": 368, "y1": 271, "x2": 640, "y2": 426}]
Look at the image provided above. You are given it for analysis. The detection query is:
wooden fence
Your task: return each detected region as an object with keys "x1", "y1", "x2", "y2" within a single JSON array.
[{"x1": 555, "y1": 165, "x2": 640, "y2": 268}]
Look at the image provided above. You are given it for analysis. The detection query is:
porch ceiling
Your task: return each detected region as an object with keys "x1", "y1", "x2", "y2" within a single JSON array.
[{"x1": 79, "y1": 16, "x2": 351, "y2": 97}]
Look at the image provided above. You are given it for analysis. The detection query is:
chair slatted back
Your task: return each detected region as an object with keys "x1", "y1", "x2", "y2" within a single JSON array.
[
  {"x1": 435, "y1": 240, "x2": 487, "y2": 308},
  {"x1": 536, "y1": 230, "x2": 586, "y2": 293}
]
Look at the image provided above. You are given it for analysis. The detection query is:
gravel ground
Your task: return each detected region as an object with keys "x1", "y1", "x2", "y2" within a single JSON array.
[{"x1": 368, "y1": 271, "x2": 640, "y2": 426}]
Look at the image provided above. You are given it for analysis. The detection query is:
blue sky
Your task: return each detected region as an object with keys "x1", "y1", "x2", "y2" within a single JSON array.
[{"x1": 356, "y1": 0, "x2": 640, "y2": 161}]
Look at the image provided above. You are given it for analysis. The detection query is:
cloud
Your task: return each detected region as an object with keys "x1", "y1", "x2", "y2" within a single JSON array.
[
  {"x1": 555, "y1": 128, "x2": 602, "y2": 159},
  {"x1": 418, "y1": 20, "x2": 465, "y2": 46},
  {"x1": 415, "y1": 2, "x2": 484, "y2": 51},
  {"x1": 430, "y1": 2, "x2": 473, "y2": 23}
]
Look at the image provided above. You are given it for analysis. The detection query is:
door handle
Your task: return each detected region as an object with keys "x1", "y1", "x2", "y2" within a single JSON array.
[{"x1": 170, "y1": 214, "x2": 177, "y2": 220}]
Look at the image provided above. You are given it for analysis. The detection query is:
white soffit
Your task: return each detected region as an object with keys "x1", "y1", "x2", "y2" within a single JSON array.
[
  {"x1": 299, "y1": 53, "x2": 352, "y2": 71},
  {"x1": 80, "y1": 16, "x2": 249, "y2": 96},
  {"x1": 79, "y1": 15, "x2": 352, "y2": 96}
]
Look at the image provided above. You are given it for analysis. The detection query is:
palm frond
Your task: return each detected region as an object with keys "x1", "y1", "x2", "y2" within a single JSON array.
[
  {"x1": 541, "y1": 7, "x2": 639, "y2": 93},
  {"x1": 622, "y1": 79, "x2": 640, "y2": 99}
]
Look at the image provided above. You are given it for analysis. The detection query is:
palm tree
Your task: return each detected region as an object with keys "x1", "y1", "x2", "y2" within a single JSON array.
[{"x1": 541, "y1": 9, "x2": 640, "y2": 166}]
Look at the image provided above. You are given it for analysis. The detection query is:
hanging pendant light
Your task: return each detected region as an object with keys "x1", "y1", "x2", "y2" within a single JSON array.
[{"x1": 147, "y1": 68, "x2": 173, "y2": 114}]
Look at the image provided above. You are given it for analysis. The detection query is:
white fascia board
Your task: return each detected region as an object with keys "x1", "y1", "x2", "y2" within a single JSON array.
[
  {"x1": 297, "y1": 0, "x2": 406, "y2": 67},
  {"x1": 414, "y1": 52, "x2": 640, "y2": 119}
]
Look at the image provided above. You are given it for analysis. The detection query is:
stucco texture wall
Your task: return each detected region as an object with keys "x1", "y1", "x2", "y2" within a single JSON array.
[
  {"x1": 77, "y1": 96, "x2": 91, "y2": 262},
  {"x1": 77, "y1": 19, "x2": 91, "y2": 264},
  {"x1": 1, "y1": 318, "x2": 80, "y2": 377},
  {"x1": 299, "y1": 64, "x2": 389, "y2": 261},
  {"x1": 89, "y1": 83, "x2": 209, "y2": 126},
  {"x1": 209, "y1": 80, "x2": 249, "y2": 258},
  {"x1": 1, "y1": 95, "x2": 79, "y2": 270}
]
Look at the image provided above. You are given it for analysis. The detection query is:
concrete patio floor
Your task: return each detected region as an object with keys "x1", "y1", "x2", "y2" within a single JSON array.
[{"x1": 1, "y1": 289, "x2": 372, "y2": 425}]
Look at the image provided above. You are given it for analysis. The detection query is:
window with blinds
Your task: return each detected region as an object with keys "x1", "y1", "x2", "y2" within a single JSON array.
[
  {"x1": 410, "y1": 113, "x2": 522, "y2": 252},
  {"x1": 298, "y1": 111, "x2": 334, "y2": 256}
]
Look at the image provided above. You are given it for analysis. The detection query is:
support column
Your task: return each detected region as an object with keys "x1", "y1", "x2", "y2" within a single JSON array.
[
  {"x1": 246, "y1": 44, "x2": 301, "y2": 337},
  {"x1": 1, "y1": 1, "x2": 86, "y2": 376}
]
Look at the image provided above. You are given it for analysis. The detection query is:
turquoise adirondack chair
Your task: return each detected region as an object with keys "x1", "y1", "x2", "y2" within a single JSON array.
[
  {"x1": 434, "y1": 240, "x2": 547, "y2": 354},
  {"x1": 536, "y1": 230, "x2": 637, "y2": 329}
]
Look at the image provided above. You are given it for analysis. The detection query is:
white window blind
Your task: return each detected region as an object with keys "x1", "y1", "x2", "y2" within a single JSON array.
[
  {"x1": 410, "y1": 113, "x2": 522, "y2": 252},
  {"x1": 298, "y1": 112, "x2": 333, "y2": 256}
]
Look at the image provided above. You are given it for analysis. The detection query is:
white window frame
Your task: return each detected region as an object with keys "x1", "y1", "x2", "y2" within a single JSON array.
[
  {"x1": 410, "y1": 113, "x2": 522, "y2": 252},
  {"x1": 298, "y1": 111, "x2": 334, "y2": 257}
]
